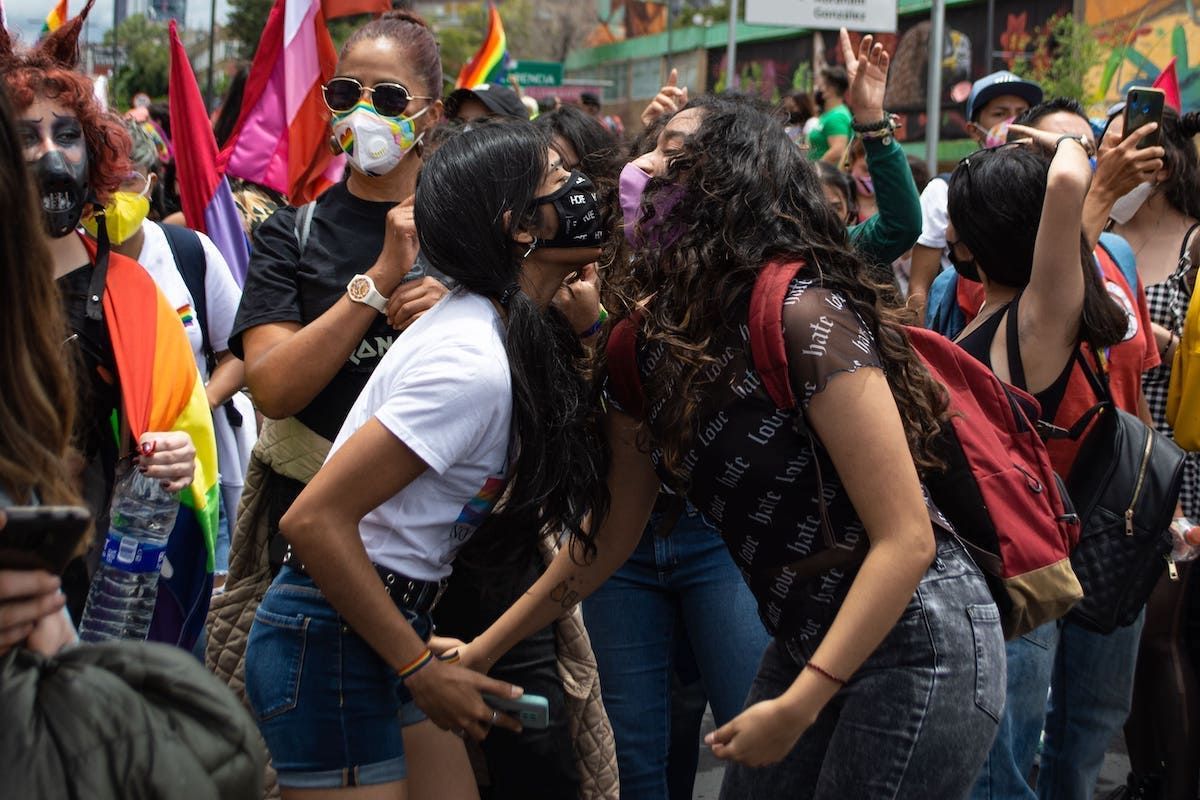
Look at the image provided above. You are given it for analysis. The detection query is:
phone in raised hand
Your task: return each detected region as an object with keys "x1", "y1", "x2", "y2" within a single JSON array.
[{"x1": 1124, "y1": 87, "x2": 1165, "y2": 148}]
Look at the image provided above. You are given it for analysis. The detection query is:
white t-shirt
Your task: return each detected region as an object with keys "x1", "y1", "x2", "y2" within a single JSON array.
[
  {"x1": 916, "y1": 176, "x2": 953, "y2": 274},
  {"x1": 134, "y1": 221, "x2": 256, "y2": 511},
  {"x1": 330, "y1": 289, "x2": 513, "y2": 581}
]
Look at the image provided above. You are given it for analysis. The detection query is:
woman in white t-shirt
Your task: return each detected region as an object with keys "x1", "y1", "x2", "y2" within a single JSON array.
[{"x1": 243, "y1": 121, "x2": 611, "y2": 797}]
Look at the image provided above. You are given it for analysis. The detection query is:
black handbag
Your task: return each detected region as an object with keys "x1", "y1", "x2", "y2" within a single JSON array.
[{"x1": 1049, "y1": 348, "x2": 1185, "y2": 634}]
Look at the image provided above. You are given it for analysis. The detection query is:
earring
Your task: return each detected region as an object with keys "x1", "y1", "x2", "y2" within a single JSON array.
[
  {"x1": 522, "y1": 238, "x2": 538, "y2": 259},
  {"x1": 328, "y1": 134, "x2": 342, "y2": 156}
]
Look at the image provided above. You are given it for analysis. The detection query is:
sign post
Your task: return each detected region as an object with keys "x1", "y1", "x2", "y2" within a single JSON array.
[{"x1": 745, "y1": 0, "x2": 897, "y2": 33}]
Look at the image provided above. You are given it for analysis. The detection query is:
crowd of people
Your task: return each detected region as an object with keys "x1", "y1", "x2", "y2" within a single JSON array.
[{"x1": 1, "y1": 5, "x2": 1199, "y2": 800}]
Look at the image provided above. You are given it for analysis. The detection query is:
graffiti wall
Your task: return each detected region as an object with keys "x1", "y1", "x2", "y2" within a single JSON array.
[{"x1": 1086, "y1": 0, "x2": 1200, "y2": 109}]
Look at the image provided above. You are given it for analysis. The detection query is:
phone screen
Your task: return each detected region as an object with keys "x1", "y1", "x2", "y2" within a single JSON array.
[
  {"x1": 0, "y1": 506, "x2": 91, "y2": 573},
  {"x1": 1124, "y1": 88, "x2": 1165, "y2": 148}
]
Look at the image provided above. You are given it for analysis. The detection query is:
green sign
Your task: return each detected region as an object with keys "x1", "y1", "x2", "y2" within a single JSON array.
[{"x1": 511, "y1": 60, "x2": 563, "y2": 87}]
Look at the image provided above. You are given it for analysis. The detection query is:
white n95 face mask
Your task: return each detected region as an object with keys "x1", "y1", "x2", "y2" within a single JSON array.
[{"x1": 332, "y1": 102, "x2": 428, "y2": 176}]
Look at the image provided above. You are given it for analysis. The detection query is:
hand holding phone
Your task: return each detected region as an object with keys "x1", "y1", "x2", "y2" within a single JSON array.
[{"x1": 484, "y1": 691, "x2": 550, "y2": 729}]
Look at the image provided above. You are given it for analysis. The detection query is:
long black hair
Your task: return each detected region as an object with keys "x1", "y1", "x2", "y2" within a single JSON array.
[
  {"x1": 414, "y1": 122, "x2": 609, "y2": 565},
  {"x1": 946, "y1": 146, "x2": 1128, "y2": 349},
  {"x1": 607, "y1": 94, "x2": 948, "y2": 476}
]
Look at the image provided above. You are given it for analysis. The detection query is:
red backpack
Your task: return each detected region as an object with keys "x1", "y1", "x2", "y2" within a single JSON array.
[{"x1": 610, "y1": 260, "x2": 1083, "y2": 638}]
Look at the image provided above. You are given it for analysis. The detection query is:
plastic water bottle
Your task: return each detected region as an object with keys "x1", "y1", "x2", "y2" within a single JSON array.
[{"x1": 78, "y1": 468, "x2": 178, "y2": 642}]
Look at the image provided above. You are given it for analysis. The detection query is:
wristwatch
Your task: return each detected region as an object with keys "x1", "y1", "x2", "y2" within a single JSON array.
[{"x1": 347, "y1": 273, "x2": 388, "y2": 313}]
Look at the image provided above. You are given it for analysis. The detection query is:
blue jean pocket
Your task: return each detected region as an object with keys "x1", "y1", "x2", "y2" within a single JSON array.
[
  {"x1": 246, "y1": 607, "x2": 309, "y2": 722},
  {"x1": 967, "y1": 603, "x2": 1005, "y2": 723}
]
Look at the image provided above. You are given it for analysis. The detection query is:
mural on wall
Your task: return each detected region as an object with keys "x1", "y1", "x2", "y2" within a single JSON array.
[
  {"x1": 1084, "y1": 0, "x2": 1200, "y2": 109},
  {"x1": 586, "y1": 0, "x2": 667, "y2": 46},
  {"x1": 707, "y1": 37, "x2": 813, "y2": 102}
]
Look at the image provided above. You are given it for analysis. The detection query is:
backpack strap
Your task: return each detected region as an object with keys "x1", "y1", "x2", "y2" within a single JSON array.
[
  {"x1": 1097, "y1": 232, "x2": 1139, "y2": 294},
  {"x1": 162, "y1": 223, "x2": 214, "y2": 373},
  {"x1": 1179, "y1": 222, "x2": 1200, "y2": 263},
  {"x1": 604, "y1": 308, "x2": 647, "y2": 420},
  {"x1": 293, "y1": 201, "x2": 317, "y2": 256},
  {"x1": 748, "y1": 259, "x2": 809, "y2": 411}
]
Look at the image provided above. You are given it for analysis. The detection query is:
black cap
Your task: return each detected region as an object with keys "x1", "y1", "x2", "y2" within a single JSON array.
[
  {"x1": 580, "y1": 91, "x2": 601, "y2": 109},
  {"x1": 446, "y1": 83, "x2": 529, "y2": 120}
]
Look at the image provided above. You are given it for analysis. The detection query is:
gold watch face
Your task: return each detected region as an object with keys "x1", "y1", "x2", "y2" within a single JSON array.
[{"x1": 348, "y1": 276, "x2": 370, "y2": 302}]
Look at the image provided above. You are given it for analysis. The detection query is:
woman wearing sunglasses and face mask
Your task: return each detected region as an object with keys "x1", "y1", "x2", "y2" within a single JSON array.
[{"x1": 210, "y1": 4, "x2": 449, "y2": 742}]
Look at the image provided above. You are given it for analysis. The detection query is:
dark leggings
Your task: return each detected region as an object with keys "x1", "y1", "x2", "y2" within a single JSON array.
[{"x1": 1124, "y1": 562, "x2": 1200, "y2": 799}]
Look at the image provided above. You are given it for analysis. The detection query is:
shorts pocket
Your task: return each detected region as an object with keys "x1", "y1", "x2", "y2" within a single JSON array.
[
  {"x1": 246, "y1": 607, "x2": 309, "y2": 722},
  {"x1": 967, "y1": 603, "x2": 1005, "y2": 723}
]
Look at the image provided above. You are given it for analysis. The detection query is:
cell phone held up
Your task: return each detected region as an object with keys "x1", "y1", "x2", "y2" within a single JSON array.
[
  {"x1": 0, "y1": 506, "x2": 91, "y2": 574},
  {"x1": 1125, "y1": 87, "x2": 1165, "y2": 148}
]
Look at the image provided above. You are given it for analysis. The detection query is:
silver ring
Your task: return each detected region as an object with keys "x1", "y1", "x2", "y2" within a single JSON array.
[{"x1": 490, "y1": 709, "x2": 498, "y2": 726}]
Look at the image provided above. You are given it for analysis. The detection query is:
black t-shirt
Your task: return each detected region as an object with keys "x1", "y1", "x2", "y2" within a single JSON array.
[
  {"x1": 231, "y1": 182, "x2": 415, "y2": 441},
  {"x1": 627, "y1": 278, "x2": 948, "y2": 663}
]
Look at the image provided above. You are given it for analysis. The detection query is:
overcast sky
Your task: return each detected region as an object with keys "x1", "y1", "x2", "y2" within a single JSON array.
[{"x1": 3, "y1": 0, "x2": 232, "y2": 45}]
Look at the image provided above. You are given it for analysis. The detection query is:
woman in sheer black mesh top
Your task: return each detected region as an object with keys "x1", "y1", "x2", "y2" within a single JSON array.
[{"x1": 463, "y1": 44, "x2": 1005, "y2": 800}]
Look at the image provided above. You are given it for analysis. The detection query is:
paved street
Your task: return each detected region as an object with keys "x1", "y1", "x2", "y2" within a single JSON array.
[{"x1": 690, "y1": 709, "x2": 1131, "y2": 798}]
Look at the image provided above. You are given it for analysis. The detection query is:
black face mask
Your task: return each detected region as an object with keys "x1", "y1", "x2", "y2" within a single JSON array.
[
  {"x1": 534, "y1": 170, "x2": 606, "y2": 249},
  {"x1": 33, "y1": 149, "x2": 90, "y2": 238},
  {"x1": 787, "y1": 111, "x2": 804, "y2": 124},
  {"x1": 813, "y1": 89, "x2": 826, "y2": 109},
  {"x1": 947, "y1": 245, "x2": 981, "y2": 283}
]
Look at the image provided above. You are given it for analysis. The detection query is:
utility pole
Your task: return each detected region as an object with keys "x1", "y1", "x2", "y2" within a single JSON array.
[
  {"x1": 926, "y1": 0, "x2": 944, "y2": 174},
  {"x1": 205, "y1": 0, "x2": 217, "y2": 110},
  {"x1": 725, "y1": 0, "x2": 739, "y2": 90}
]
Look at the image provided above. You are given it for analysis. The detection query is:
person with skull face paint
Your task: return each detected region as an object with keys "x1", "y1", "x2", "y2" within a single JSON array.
[{"x1": 0, "y1": 0, "x2": 212, "y2": 640}]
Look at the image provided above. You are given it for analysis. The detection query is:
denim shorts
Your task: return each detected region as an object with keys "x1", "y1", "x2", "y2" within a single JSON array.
[{"x1": 244, "y1": 566, "x2": 432, "y2": 789}]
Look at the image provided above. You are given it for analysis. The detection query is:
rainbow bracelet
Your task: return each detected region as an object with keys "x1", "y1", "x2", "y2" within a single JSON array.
[
  {"x1": 580, "y1": 305, "x2": 609, "y2": 339},
  {"x1": 398, "y1": 648, "x2": 434, "y2": 680}
]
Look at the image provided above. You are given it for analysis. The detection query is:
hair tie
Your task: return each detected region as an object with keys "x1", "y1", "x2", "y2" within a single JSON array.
[{"x1": 499, "y1": 283, "x2": 521, "y2": 307}]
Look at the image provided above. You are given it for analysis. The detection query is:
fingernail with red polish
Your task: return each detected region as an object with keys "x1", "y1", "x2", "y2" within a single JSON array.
[{"x1": 140, "y1": 441, "x2": 156, "y2": 456}]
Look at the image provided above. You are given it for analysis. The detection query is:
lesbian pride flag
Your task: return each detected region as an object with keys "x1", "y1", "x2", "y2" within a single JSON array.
[
  {"x1": 80, "y1": 236, "x2": 219, "y2": 649},
  {"x1": 218, "y1": 0, "x2": 388, "y2": 204},
  {"x1": 455, "y1": 2, "x2": 510, "y2": 89},
  {"x1": 168, "y1": 21, "x2": 250, "y2": 285}
]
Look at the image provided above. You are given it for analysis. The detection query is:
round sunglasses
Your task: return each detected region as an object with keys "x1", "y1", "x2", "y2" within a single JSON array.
[{"x1": 321, "y1": 77, "x2": 432, "y2": 118}]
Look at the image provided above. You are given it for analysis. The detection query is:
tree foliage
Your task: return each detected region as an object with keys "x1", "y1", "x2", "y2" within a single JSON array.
[
  {"x1": 103, "y1": 14, "x2": 170, "y2": 106},
  {"x1": 227, "y1": 0, "x2": 273, "y2": 60},
  {"x1": 1012, "y1": 13, "x2": 1104, "y2": 105}
]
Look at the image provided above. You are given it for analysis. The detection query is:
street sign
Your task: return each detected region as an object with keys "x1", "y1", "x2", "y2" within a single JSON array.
[
  {"x1": 511, "y1": 60, "x2": 564, "y2": 87},
  {"x1": 745, "y1": 0, "x2": 897, "y2": 33}
]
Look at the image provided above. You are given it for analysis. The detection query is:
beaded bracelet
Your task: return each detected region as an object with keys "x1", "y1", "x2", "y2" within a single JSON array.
[
  {"x1": 805, "y1": 660, "x2": 847, "y2": 687},
  {"x1": 398, "y1": 647, "x2": 434, "y2": 680},
  {"x1": 851, "y1": 115, "x2": 892, "y2": 133}
]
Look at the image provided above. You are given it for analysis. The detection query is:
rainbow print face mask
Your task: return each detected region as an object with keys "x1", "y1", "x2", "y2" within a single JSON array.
[{"x1": 332, "y1": 102, "x2": 428, "y2": 176}]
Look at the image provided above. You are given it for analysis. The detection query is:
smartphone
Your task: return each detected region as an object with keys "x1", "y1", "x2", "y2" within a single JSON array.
[
  {"x1": 483, "y1": 692, "x2": 550, "y2": 730},
  {"x1": 0, "y1": 506, "x2": 91, "y2": 573},
  {"x1": 1124, "y1": 87, "x2": 1165, "y2": 148}
]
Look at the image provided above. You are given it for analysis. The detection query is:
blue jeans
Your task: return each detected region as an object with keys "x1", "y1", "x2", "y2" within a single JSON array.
[
  {"x1": 582, "y1": 504, "x2": 769, "y2": 800},
  {"x1": 245, "y1": 567, "x2": 430, "y2": 789},
  {"x1": 969, "y1": 612, "x2": 1145, "y2": 800},
  {"x1": 720, "y1": 534, "x2": 1004, "y2": 799}
]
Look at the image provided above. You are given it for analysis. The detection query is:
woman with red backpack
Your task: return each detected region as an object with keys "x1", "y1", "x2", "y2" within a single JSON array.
[{"x1": 456, "y1": 36, "x2": 1005, "y2": 797}]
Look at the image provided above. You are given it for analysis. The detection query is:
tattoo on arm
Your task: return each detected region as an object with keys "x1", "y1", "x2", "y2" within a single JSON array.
[{"x1": 549, "y1": 580, "x2": 580, "y2": 610}]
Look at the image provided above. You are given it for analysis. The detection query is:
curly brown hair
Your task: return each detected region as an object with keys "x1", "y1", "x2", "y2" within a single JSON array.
[
  {"x1": 0, "y1": 0, "x2": 131, "y2": 206},
  {"x1": 604, "y1": 95, "x2": 948, "y2": 479}
]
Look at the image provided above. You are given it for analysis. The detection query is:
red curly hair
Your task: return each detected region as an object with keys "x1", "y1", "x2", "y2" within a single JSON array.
[{"x1": 0, "y1": 0, "x2": 130, "y2": 206}]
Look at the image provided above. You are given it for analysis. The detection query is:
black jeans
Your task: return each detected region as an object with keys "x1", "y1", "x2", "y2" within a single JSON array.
[{"x1": 434, "y1": 548, "x2": 579, "y2": 800}]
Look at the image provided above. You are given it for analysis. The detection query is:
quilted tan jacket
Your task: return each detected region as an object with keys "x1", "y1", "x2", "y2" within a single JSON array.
[
  {"x1": 539, "y1": 537, "x2": 620, "y2": 800},
  {"x1": 205, "y1": 416, "x2": 331, "y2": 798}
]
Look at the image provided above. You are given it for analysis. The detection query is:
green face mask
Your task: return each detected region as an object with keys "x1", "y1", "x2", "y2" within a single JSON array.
[{"x1": 82, "y1": 182, "x2": 151, "y2": 245}]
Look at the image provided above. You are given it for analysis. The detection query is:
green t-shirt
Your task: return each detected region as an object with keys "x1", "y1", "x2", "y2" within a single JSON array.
[{"x1": 807, "y1": 104, "x2": 853, "y2": 161}]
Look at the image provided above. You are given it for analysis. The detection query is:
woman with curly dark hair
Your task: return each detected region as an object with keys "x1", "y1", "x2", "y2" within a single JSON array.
[{"x1": 462, "y1": 36, "x2": 1005, "y2": 798}]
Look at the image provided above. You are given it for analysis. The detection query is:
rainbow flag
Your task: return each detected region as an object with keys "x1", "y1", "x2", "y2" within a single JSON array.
[
  {"x1": 218, "y1": 0, "x2": 342, "y2": 204},
  {"x1": 81, "y1": 236, "x2": 219, "y2": 649},
  {"x1": 167, "y1": 20, "x2": 250, "y2": 285},
  {"x1": 40, "y1": 0, "x2": 66, "y2": 35},
  {"x1": 455, "y1": 2, "x2": 510, "y2": 89}
]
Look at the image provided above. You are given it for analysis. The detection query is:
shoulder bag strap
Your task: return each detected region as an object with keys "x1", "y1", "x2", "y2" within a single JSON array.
[
  {"x1": 162, "y1": 223, "x2": 214, "y2": 373},
  {"x1": 293, "y1": 201, "x2": 317, "y2": 256}
]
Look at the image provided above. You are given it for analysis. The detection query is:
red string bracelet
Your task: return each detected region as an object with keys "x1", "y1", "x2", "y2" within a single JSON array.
[{"x1": 805, "y1": 661, "x2": 847, "y2": 687}]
